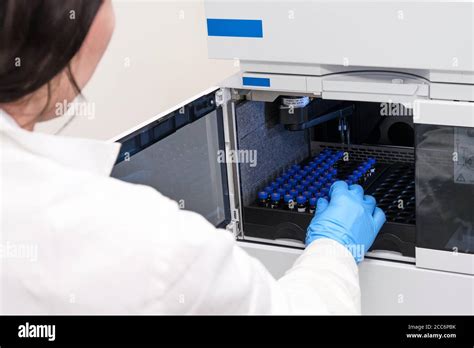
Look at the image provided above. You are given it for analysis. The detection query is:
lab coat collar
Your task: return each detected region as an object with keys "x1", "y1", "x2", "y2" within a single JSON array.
[{"x1": 0, "y1": 110, "x2": 121, "y2": 176}]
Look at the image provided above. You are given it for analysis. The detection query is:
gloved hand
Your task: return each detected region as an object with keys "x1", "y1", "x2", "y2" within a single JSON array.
[{"x1": 305, "y1": 181, "x2": 386, "y2": 263}]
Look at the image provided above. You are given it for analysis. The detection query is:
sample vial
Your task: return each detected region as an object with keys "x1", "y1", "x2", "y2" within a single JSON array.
[
  {"x1": 289, "y1": 189, "x2": 298, "y2": 199},
  {"x1": 264, "y1": 186, "x2": 273, "y2": 194},
  {"x1": 276, "y1": 177, "x2": 286, "y2": 187},
  {"x1": 270, "y1": 192, "x2": 281, "y2": 209},
  {"x1": 298, "y1": 169, "x2": 308, "y2": 178},
  {"x1": 308, "y1": 185, "x2": 318, "y2": 196},
  {"x1": 284, "y1": 194, "x2": 295, "y2": 211},
  {"x1": 347, "y1": 174, "x2": 356, "y2": 185},
  {"x1": 295, "y1": 184, "x2": 305, "y2": 194},
  {"x1": 301, "y1": 179, "x2": 310, "y2": 188},
  {"x1": 296, "y1": 195, "x2": 307, "y2": 213},
  {"x1": 303, "y1": 191, "x2": 312, "y2": 201},
  {"x1": 367, "y1": 158, "x2": 376, "y2": 176},
  {"x1": 309, "y1": 197, "x2": 317, "y2": 214},
  {"x1": 258, "y1": 191, "x2": 269, "y2": 207},
  {"x1": 294, "y1": 174, "x2": 303, "y2": 182},
  {"x1": 353, "y1": 171, "x2": 362, "y2": 184},
  {"x1": 291, "y1": 164, "x2": 301, "y2": 172},
  {"x1": 288, "y1": 178, "x2": 298, "y2": 187},
  {"x1": 313, "y1": 182, "x2": 322, "y2": 191}
]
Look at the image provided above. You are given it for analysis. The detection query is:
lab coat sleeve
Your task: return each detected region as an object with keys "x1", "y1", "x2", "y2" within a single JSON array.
[
  {"x1": 276, "y1": 238, "x2": 361, "y2": 314},
  {"x1": 144, "y1": 187, "x2": 361, "y2": 315},
  {"x1": 72, "y1": 177, "x2": 360, "y2": 315}
]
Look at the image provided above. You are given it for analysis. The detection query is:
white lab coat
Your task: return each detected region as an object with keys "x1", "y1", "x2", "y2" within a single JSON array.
[{"x1": 0, "y1": 111, "x2": 360, "y2": 314}]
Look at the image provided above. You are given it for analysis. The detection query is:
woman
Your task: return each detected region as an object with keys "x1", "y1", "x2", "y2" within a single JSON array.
[{"x1": 0, "y1": 0, "x2": 385, "y2": 314}]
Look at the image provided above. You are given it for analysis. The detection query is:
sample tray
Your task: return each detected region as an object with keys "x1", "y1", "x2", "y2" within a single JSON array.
[{"x1": 242, "y1": 144, "x2": 416, "y2": 257}]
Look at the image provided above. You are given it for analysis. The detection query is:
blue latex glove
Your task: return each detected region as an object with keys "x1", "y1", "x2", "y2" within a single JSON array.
[{"x1": 305, "y1": 181, "x2": 386, "y2": 263}]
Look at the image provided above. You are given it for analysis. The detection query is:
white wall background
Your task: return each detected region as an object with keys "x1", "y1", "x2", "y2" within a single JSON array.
[{"x1": 36, "y1": 0, "x2": 238, "y2": 140}]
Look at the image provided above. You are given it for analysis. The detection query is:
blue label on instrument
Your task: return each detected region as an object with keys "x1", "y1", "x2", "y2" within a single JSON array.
[
  {"x1": 207, "y1": 19, "x2": 263, "y2": 38},
  {"x1": 242, "y1": 77, "x2": 271, "y2": 87}
]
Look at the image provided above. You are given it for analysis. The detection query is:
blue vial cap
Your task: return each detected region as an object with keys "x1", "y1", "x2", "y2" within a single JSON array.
[
  {"x1": 306, "y1": 174, "x2": 315, "y2": 182},
  {"x1": 289, "y1": 189, "x2": 298, "y2": 198},
  {"x1": 298, "y1": 169, "x2": 307, "y2": 177},
  {"x1": 276, "y1": 177, "x2": 285, "y2": 185},
  {"x1": 295, "y1": 184, "x2": 304, "y2": 193},
  {"x1": 296, "y1": 195, "x2": 307, "y2": 204},
  {"x1": 309, "y1": 197, "x2": 317, "y2": 207},
  {"x1": 294, "y1": 174, "x2": 303, "y2": 182},
  {"x1": 284, "y1": 194, "x2": 293, "y2": 203},
  {"x1": 291, "y1": 164, "x2": 301, "y2": 171},
  {"x1": 264, "y1": 186, "x2": 273, "y2": 194},
  {"x1": 270, "y1": 181, "x2": 279, "y2": 190},
  {"x1": 308, "y1": 185, "x2": 317, "y2": 194},
  {"x1": 309, "y1": 161, "x2": 318, "y2": 169},
  {"x1": 277, "y1": 188, "x2": 286, "y2": 196},
  {"x1": 283, "y1": 183, "x2": 292, "y2": 192},
  {"x1": 301, "y1": 179, "x2": 310, "y2": 187},
  {"x1": 288, "y1": 178, "x2": 297, "y2": 187},
  {"x1": 282, "y1": 172, "x2": 290, "y2": 180},
  {"x1": 303, "y1": 165, "x2": 311, "y2": 172},
  {"x1": 303, "y1": 191, "x2": 312, "y2": 199},
  {"x1": 287, "y1": 168, "x2": 296, "y2": 176},
  {"x1": 271, "y1": 192, "x2": 281, "y2": 201},
  {"x1": 321, "y1": 187, "x2": 329, "y2": 195},
  {"x1": 258, "y1": 191, "x2": 268, "y2": 199}
]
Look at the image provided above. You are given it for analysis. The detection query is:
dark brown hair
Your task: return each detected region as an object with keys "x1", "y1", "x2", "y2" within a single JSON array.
[{"x1": 0, "y1": 0, "x2": 102, "y2": 104}]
